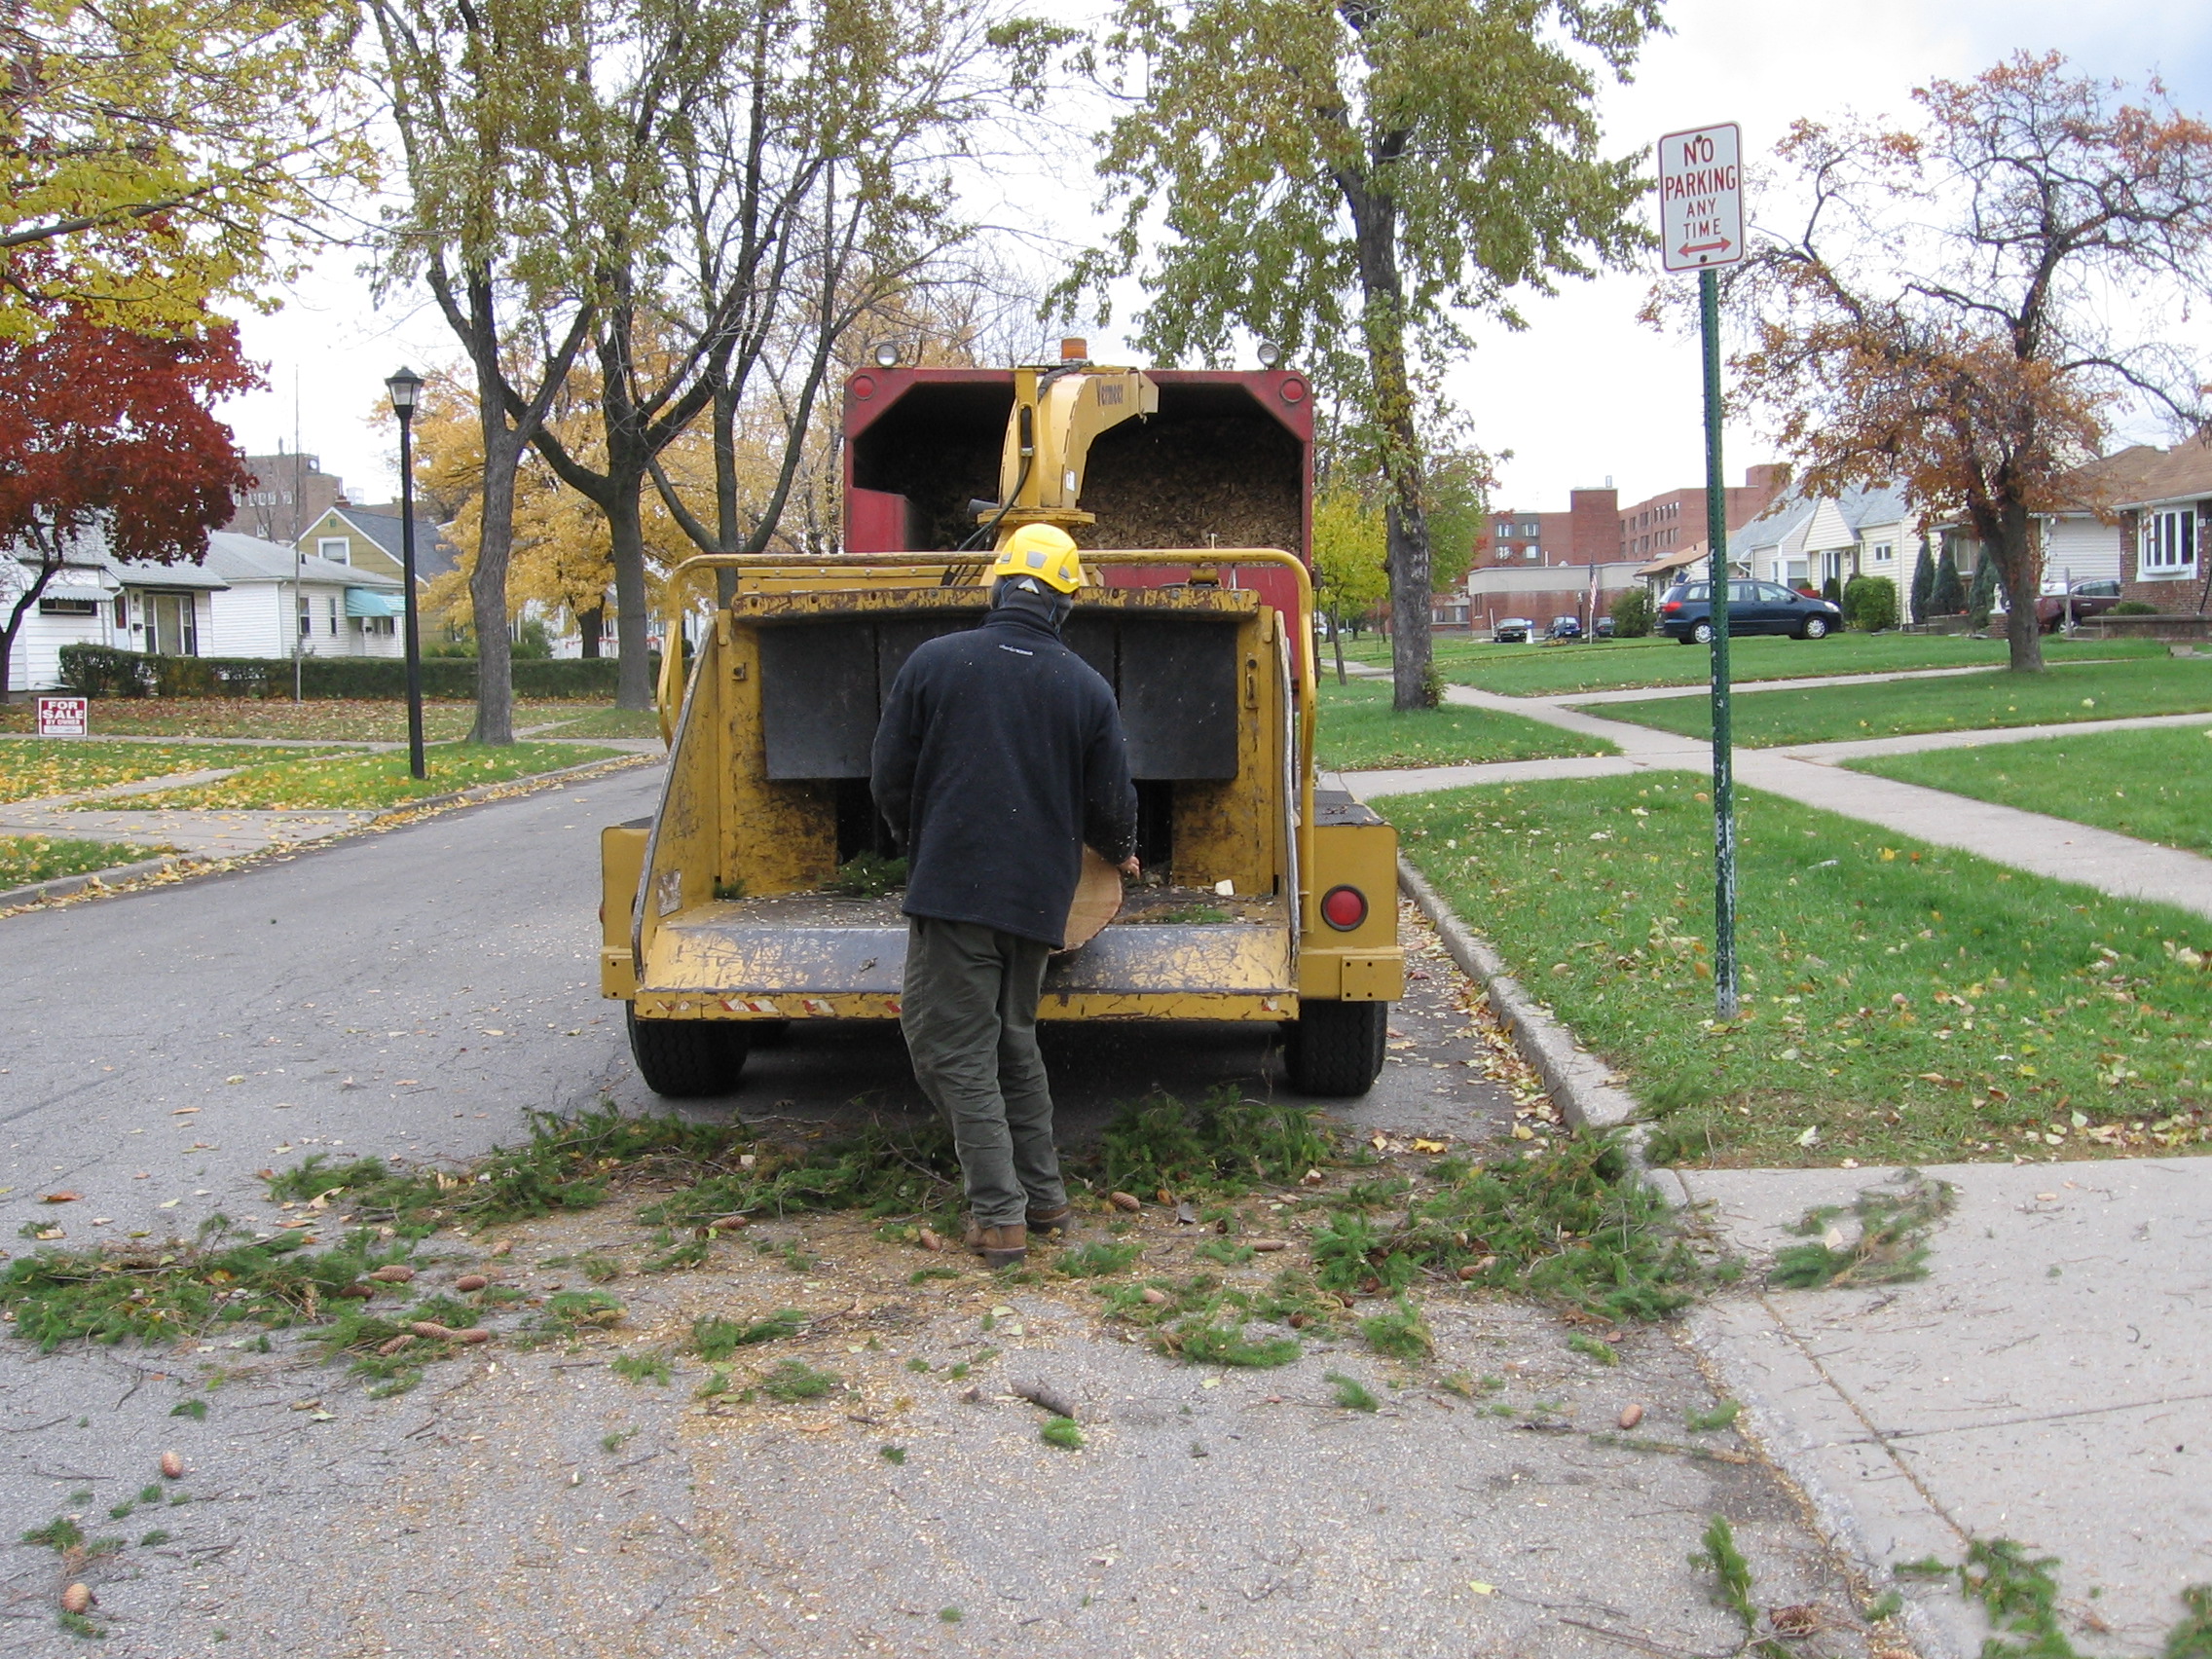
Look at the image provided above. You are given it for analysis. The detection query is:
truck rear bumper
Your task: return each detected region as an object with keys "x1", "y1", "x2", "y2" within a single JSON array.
[{"x1": 622, "y1": 903, "x2": 1303, "y2": 1021}]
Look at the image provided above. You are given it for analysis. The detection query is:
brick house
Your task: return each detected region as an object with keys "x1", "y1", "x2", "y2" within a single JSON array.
[{"x1": 2117, "y1": 440, "x2": 2212, "y2": 613}]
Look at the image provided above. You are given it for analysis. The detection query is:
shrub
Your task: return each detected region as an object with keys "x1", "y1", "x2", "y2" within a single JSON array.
[
  {"x1": 1968, "y1": 557, "x2": 1999, "y2": 628},
  {"x1": 1929, "y1": 548, "x2": 1966, "y2": 615},
  {"x1": 55, "y1": 647, "x2": 648, "y2": 700},
  {"x1": 1608, "y1": 586, "x2": 1655, "y2": 639},
  {"x1": 1821, "y1": 574, "x2": 1843, "y2": 607},
  {"x1": 1909, "y1": 539, "x2": 1936, "y2": 622},
  {"x1": 1842, "y1": 575, "x2": 1899, "y2": 633},
  {"x1": 2112, "y1": 600, "x2": 2160, "y2": 615}
]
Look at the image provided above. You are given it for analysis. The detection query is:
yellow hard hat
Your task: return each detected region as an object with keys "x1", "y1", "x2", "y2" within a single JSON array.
[{"x1": 990, "y1": 524, "x2": 1085, "y2": 594}]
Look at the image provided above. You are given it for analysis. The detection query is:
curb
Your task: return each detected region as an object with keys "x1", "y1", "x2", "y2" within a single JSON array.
[
  {"x1": 0, "y1": 851, "x2": 210, "y2": 909},
  {"x1": 365, "y1": 752, "x2": 655, "y2": 826},
  {"x1": 1, "y1": 752, "x2": 657, "y2": 913},
  {"x1": 1396, "y1": 853, "x2": 1644, "y2": 1142}
]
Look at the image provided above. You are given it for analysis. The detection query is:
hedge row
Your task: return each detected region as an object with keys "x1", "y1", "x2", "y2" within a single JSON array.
[{"x1": 55, "y1": 645, "x2": 648, "y2": 700}]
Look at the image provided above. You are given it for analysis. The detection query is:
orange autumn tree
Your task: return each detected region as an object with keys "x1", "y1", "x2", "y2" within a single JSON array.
[{"x1": 1729, "y1": 55, "x2": 2212, "y2": 674}]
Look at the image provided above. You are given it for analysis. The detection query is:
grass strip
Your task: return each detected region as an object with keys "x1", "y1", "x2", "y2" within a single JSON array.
[
  {"x1": 112, "y1": 740, "x2": 621, "y2": 810},
  {"x1": 1395, "y1": 774, "x2": 2212, "y2": 1164},
  {"x1": 0, "y1": 698, "x2": 610, "y2": 742},
  {"x1": 0, "y1": 834, "x2": 168, "y2": 888},
  {"x1": 1596, "y1": 656, "x2": 2212, "y2": 747},
  {"x1": 0, "y1": 739, "x2": 342, "y2": 802},
  {"x1": 1848, "y1": 723, "x2": 2212, "y2": 854},
  {"x1": 1336, "y1": 631, "x2": 2158, "y2": 697},
  {"x1": 1313, "y1": 679, "x2": 1613, "y2": 769},
  {"x1": 527, "y1": 706, "x2": 663, "y2": 739}
]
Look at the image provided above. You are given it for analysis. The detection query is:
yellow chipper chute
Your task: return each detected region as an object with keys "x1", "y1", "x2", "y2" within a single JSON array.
[{"x1": 601, "y1": 355, "x2": 1402, "y2": 1099}]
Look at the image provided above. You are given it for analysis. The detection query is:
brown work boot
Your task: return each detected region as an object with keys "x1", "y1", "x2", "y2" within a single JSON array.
[
  {"x1": 1025, "y1": 1203, "x2": 1076, "y2": 1236},
  {"x1": 963, "y1": 1220, "x2": 1027, "y2": 1269}
]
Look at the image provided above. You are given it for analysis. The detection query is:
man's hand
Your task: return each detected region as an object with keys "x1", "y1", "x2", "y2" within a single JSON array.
[{"x1": 1119, "y1": 855, "x2": 1141, "y2": 878}]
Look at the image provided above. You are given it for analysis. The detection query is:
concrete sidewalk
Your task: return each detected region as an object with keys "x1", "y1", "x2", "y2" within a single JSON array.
[
  {"x1": 1344, "y1": 697, "x2": 2212, "y2": 922},
  {"x1": 1662, "y1": 1159, "x2": 2212, "y2": 1659}
]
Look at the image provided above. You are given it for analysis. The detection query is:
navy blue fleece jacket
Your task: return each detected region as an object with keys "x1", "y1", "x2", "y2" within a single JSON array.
[{"x1": 869, "y1": 606, "x2": 1138, "y2": 948}]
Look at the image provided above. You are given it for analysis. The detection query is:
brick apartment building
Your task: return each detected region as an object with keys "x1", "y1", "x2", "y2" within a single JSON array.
[
  {"x1": 1460, "y1": 464, "x2": 1788, "y2": 631},
  {"x1": 225, "y1": 447, "x2": 349, "y2": 544}
]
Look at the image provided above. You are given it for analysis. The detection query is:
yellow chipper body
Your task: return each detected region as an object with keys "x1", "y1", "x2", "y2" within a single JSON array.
[{"x1": 599, "y1": 355, "x2": 1402, "y2": 1097}]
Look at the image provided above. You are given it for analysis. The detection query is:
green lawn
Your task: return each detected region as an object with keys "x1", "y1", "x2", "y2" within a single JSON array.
[
  {"x1": 1849, "y1": 724, "x2": 2212, "y2": 854},
  {"x1": 527, "y1": 705, "x2": 663, "y2": 740},
  {"x1": 1338, "y1": 631, "x2": 2162, "y2": 697},
  {"x1": 111, "y1": 742, "x2": 625, "y2": 811},
  {"x1": 1596, "y1": 657, "x2": 2212, "y2": 748},
  {"x1": 0, "y1": 739, "x2": 339, "y2": 802},
  {"x1": 0, "y1": 835, "x2": 169, "y2": 889},
  {"x1": 1312, "y1": 679, "x2": 1615, "y2": 770},
  {"x1": 1394, "y1": 774, "x2": 2212, "y2": 1166},
  {"x1": 0, "y1": 698, "x2": 617, "y2": 742}
]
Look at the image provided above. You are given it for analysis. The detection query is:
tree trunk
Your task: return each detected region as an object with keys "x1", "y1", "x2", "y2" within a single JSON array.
[
  {"x1": 607, "y1": 484, "x2": 653, "y2": 710},
  {"x1": 579, "y1": 606, "x2": 603, "y2": 658},
  {"x1": 1337, "y1": 167, "x2": 1432, "y2": 711},
  {"x1": 462, "y1": 276, "x2": 518, "y2": 746},
  {"x1": 1976, "y1": 498, "x2": 2046, "y2": 674},
  {"x1": 1332, "y1": 616, "x2": 1346, "y2": 684}
]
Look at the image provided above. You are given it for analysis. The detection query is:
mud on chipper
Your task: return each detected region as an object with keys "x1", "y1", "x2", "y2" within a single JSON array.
[{"x1": 600, "y1": 350, "x2": 1403, "y2": 1099}]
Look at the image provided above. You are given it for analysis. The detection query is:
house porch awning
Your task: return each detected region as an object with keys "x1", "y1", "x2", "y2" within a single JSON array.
[{"x1": 345, "y1": 587, "x2": 404, "y2": 618}]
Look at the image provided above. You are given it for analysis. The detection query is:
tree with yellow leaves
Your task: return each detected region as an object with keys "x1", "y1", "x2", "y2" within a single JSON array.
[{"x1": 2, "y1": 0, "x2": 367, "y2": 336}]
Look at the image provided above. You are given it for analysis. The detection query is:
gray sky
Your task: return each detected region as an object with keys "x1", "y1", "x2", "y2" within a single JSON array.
[{"x1": 218, "y1": 0, "x2": 2212, "y2": 516}]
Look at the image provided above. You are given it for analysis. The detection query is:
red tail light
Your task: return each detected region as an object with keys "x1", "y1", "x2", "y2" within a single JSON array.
[
  {"x1": 1320, "y1": 885, "x2": 1368, "y2": 931},
  {"x1": 1662, "y1": 600, "x2": 1682, "y2": 613}
]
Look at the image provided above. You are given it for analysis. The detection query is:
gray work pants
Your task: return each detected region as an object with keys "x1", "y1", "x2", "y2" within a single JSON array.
[{"x1": 900, "y1": 916, "x2": 1066, "y2": 1228}]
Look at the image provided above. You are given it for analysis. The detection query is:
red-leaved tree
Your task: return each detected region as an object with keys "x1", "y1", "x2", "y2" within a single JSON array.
[{"x1": 0, "y1": 316, "x2": 257, "y2": 694}]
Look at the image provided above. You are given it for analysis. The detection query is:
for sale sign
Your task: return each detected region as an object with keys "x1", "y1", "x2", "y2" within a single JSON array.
[
  {"x1": 37, "y1": 696, "x2": 88, "y2": 738},
  {"x1": 1659, "y1": 123, "x2": 1745, "y2": 273}
]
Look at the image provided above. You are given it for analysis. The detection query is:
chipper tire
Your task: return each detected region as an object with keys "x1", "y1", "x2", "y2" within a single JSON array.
[
  {"x1": 1283, "y1": 999, "x2": 1387, "y2": 1096},
  {"x1": 626, "y1": 1007, "x2": 752, "y2": 1098}
]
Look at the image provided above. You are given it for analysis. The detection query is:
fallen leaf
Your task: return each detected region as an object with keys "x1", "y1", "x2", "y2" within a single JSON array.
[
  {"x1": 40, "y1": 1191, "x2": 81, "y2": 1204},
  {"x1": 1411, "y1": 1138, "x2": 1449, "y2": 1154},
  {"x1": 1468, "y1": 1581, "x2": 1495, "y2": 1597}
]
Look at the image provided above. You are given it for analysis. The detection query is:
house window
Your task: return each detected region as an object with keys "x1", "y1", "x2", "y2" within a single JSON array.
[
  {"x1": 326, "y1": 596, "x2": 341, "y2": 636},
  {"x1": 1871, "y1": 542, "x2": 1894, "y2": 564},
  {"x1": 2140, "y1": 507, "x2": 2198, "y2": 577},
  {"x1": 143, "y1": 592, "x2": 198, "y2": 656},
  {"x1": 1524, "y1": 544, "x2": 1539, "y2": 561},
  {"x1": 38, "y1": 596, "x2": 98, "y2": 615},
  {"x1": 318, "y1": 536, "x2": 350, "y2": 566},
  {"x1": 298, "y1": 596, "x2": 312, "y2": 646}
]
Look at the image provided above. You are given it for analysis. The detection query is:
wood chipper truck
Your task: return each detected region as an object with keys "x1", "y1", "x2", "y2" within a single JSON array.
[{"x1": 599, "y1": 345, "x2": 1403, "y2": 1099}]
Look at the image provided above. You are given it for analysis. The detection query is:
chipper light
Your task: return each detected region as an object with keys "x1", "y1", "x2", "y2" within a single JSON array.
[{"x1": 1320, "y1": 884, "x2": 1367, "y2": 931}]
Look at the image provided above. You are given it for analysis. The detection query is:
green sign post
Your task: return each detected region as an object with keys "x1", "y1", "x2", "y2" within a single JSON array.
[{"x1": 1660, "y1": 122, "x2": 1746, "y2": 1019}]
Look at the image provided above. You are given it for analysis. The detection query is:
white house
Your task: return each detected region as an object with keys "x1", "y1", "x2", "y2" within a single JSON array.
[
  {"x1": 5, "y1": 530, "x2": 405, "y2": 692},
  {"x1": 1729, "y1": 483, "x2": 1918, "y2": 592}
]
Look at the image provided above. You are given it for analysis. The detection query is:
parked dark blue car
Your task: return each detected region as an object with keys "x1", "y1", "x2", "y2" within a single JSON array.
[{"x1": 1658, "y1": 580, "x2": 1843, "y2": 645}]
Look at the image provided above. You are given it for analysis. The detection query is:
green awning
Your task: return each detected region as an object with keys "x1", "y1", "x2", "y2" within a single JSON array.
[{"x1": 345, "y1": 587, "x2": 403, "y2": 618}]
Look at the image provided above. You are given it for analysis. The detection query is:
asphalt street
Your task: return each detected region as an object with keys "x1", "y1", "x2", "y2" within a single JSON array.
[{"x1": 0, "y1": 769, "x2": 1876, "y2": 1657}]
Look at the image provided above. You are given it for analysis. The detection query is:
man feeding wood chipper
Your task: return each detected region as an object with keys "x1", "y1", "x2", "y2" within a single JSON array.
[{"x1": 868, "y1": 523, "x2": 1142, "y2": 1269}]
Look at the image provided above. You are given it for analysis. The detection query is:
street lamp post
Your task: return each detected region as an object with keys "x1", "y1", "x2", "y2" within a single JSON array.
[{"x1": 385, "y1": 367, "x2": 426, "y2": 781}]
